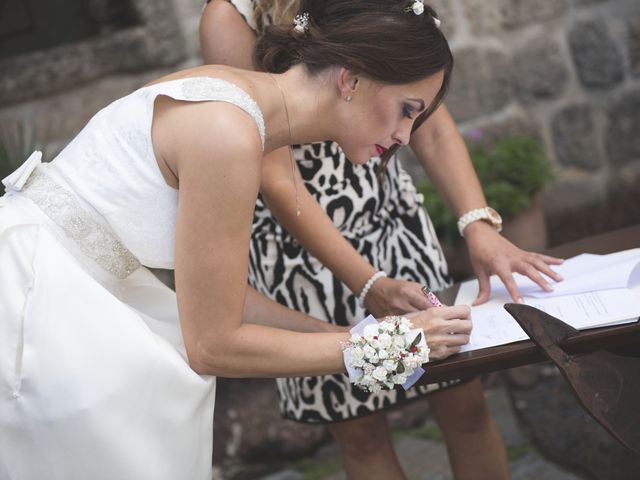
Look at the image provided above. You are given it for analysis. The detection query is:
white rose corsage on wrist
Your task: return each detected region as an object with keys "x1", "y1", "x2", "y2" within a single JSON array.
[{"x1": 342, "y1": 315, "x2": 430, "y2": 393}]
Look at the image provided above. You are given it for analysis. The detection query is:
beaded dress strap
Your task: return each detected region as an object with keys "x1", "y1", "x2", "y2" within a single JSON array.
[{"x1": 152, "y1": 77, "x2": 266, "y2": 150}]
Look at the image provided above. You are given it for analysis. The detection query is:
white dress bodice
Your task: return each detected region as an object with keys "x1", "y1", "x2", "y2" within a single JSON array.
[{"x1": 46, "y1": 76, "x2": 265, "y2": 269}]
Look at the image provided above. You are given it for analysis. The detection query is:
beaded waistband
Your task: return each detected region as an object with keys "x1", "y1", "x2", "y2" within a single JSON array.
[{"x1": 21, "y1": 166, "x2": 141, "y2": 279}]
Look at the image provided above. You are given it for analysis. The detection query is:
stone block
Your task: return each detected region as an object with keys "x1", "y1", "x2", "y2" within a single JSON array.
[
  {"x1": 569, "y1": 20, "x2": 625, "y2": 89},
  {"x1": 628, "y1": 17, "x2": 640, "y2": 77},
  {"x1": 605, "y1": 88, "x2": 640, "y2": 166},
  {"x1": 569, "y1": 0, "x2": 608, "y2": 6},
  {"x1": 512, "y1": 37, "x2": 569, "y2": 103},
  {"x1": 463, "y1": 0, "x2": 568, "y2": 34},
  {"x1": 428, "y1": 0, "x2": 457, "y2": 39},
  {"x1": 500, "y1": 0, "x2": 569, "y2": 29},
  {"x1": 460, "y1": 115, "x2": 542, "y2": 146},
  {"x1": 552, "y1": 103, "x2": 602, "y2": 170},
  {"x1": 213, "y1": 378, "x2": 328, "y2": 478},
  {"x1": 0, "y1": 0, "x2": 187, "y2": 105},
  {"x1": 447, "y1": 48, "x2": 512, "y2": 122}
]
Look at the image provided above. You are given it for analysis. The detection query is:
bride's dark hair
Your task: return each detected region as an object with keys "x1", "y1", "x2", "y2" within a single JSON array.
[{"x1": 254, "y1": 0, "x2": 453, "y2": 173}]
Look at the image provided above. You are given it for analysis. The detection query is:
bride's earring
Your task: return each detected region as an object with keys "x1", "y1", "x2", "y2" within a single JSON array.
[{"x1": 345, "y1": 95, "x2": 352, "y2": 102}]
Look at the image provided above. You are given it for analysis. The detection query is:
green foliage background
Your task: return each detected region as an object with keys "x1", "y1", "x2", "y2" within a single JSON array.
[{"x1": 417, "y1": 136, "x2": 552, "y2": 246}]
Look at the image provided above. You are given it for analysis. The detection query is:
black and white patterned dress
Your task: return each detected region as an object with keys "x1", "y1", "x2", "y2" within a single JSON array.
[{"x1": 226, "y1": 0, "x2": 461, "y2": 423}]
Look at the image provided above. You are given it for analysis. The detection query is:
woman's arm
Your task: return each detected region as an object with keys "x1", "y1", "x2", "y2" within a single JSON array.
[
  {"x1": 152, "y1": 97, "x2": 471, "y2": 377},
  {"x1": 409, "y1": 106, "x2": 564, "y2": 304},
  {"x1": 200, "y1": 0, "x2": 431, "y2": 315}
]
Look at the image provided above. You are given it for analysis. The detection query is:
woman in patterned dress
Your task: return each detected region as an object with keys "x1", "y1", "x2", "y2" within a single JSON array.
[{"x1": 201, "y1": 1, "x2": 563, "y2": 478}]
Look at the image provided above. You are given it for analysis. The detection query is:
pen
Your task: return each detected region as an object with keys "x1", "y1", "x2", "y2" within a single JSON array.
[{"x1": 421, "y1": 286, "x2": 443, "y2": 307}]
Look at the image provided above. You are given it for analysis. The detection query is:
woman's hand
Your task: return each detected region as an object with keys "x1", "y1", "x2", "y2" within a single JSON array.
[
  {"x1": 403, "y1": 306, "x2": 472, "y2": 361},
  {"x1": 464, "y1": 222, "x2": 564, "y2": 306},
  {"x1": 364, "y1": 277, "x2": 432, "y2": 317}
]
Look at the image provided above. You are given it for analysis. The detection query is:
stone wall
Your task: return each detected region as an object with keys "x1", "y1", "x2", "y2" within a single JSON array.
[
  {"x1": 2, "y1": 0, "x2": 638, "y2": 247},
  {"x1": 401, "y1": 0, "x2": 640, "y2": 245}
]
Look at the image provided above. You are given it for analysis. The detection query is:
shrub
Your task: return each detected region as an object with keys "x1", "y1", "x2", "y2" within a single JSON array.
[{"x1": 418, "y1": 135, "x2": 552, "y2": 246}]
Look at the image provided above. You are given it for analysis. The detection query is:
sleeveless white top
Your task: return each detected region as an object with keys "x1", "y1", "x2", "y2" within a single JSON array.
[{"x1": 45, "y1": 77, "x2": 265, "y2": 269}]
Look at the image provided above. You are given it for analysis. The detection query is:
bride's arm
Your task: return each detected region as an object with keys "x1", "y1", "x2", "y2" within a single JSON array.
[
  {"x1": 153, "y1": 98, "x2": 471, "y2": 377},
  {"x1": 243, "y1": 286, "x2": 343, "y2": 333}
]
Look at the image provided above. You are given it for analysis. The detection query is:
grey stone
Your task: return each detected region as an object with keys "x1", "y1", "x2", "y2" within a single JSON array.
[
  {"x1": 0, "y1": 0, "x2": 187, "y2": 105},
  {"x1": 512, "y1": 37, "x2": 569, "y2": 103},
  {"x1": 606, "y1": 88, "x2": 640, "y2": 166},
  {"x1": 628, "y1": 17, "x2": 640, "y2": 77},
  {"x1": 447, "y1": 48, "x2": 512, "y2": 122},
  {"x1": 569, "y1": 20, "x2": 625, "y2": 89},
  {"x1": 500, "y1": 0, "x2": 569, "y2": 30},
  {"x1": 508, "y1": 364, "x2": 640, "y2": 479},
  {"x1": 510, "y1": 452, "x2": 583, "y2": 480},
  {"x1": 552, "y1": 103, "x2": 603, "y2": 170},
  {"x1": 460, "y1": 116, "x2": 542, "y2": 147},
  {"x1": 463, "y1": 0, "x2": 568, "y2": 34},
  {"x1": 428, "y1": 0, "x2": 457, "y2": 39},
  {"x1": 213, "y1": 378, "x2": 329, "y2": 479},
  {"x1": 569, "y1": 0, "x2": 608, "y2": 6}
]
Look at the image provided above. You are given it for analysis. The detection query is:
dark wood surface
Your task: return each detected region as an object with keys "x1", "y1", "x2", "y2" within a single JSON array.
[{"x1": 418, "y1": 225, "x2": 640, "y2": 384}]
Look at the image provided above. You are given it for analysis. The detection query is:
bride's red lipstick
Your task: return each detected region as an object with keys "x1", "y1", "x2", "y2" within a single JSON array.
[{"x1": 375, "y1": 144, "x2": 386, "y2": 156}]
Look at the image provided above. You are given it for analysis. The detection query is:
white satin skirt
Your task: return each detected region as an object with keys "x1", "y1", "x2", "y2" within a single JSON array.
[{"x1": 0, "y1": 194, "x2": 216, "y2": 480}]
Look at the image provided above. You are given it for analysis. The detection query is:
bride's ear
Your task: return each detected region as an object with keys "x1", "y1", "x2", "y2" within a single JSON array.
[{"x1": 337, "y1": 68, "x2": 359, "y2": 101}]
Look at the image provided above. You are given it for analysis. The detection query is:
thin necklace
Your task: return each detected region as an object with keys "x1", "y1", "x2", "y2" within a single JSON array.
[{"x1": 268, "y1": 73, "x2": 301, "y2": 217}]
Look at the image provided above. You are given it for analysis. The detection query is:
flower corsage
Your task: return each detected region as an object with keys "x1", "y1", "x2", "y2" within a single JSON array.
[{"x1": 343, "y1": 315, "x2": 429, "y2": 393}]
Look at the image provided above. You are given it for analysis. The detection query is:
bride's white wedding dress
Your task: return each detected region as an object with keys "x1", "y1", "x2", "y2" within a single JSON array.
[{"x1": 0, "y1": 77, "x2": 265, "y2": 480}]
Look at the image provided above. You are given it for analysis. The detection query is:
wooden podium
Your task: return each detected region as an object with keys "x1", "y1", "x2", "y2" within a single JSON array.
[{"x1": 418, "y1": 225, "x2": 640, "y2": 385}]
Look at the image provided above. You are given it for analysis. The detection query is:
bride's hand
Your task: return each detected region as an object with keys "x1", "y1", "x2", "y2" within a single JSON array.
[{"x1": 403, "y1": 306, "x2": 472, "y2": 361}]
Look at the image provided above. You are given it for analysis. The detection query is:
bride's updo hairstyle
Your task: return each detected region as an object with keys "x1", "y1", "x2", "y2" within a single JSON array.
[{"x1": 254, "y1": 0, "x2": 453, "y2": 171}]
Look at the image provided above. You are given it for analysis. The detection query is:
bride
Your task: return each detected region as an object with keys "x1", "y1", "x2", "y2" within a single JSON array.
[{"x1": 0, "y1": 1, "x2": 472, "y2": 478}]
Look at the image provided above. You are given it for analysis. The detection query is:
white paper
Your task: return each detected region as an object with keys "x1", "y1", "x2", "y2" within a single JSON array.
[
  {"x1": 489, "y1": 248, "x2": 640, "y2": 299},
  {"x1": 455, "y1": 249, "x2": 640, "y2": 353}
]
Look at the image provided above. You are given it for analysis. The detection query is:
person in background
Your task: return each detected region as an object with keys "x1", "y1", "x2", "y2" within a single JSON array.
[{"x1": 201, "y1": 1, "x2": 562, "y2": 478}]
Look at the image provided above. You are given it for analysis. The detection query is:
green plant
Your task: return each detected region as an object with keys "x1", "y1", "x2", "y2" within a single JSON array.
[{"x1": 418, "y1": 135, "x2": 552, "y2": 246}]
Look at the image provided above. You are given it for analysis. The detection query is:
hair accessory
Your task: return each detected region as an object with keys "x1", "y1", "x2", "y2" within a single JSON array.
[
  {"x1": 358, "y1": 271, "x2": 387, "y2": 308},
  {"x1": 405, "y1": 0, "x2": 425, "y2": 16},
  {"x1": 404, "y1": 1, "x2": 441, "y2": 27},
  {"x1": 342, "y1": 315, "x2": 429, "y2": 392},
  {"x1": 293, "y1": 12, "x2": 310, "y2": 34}
]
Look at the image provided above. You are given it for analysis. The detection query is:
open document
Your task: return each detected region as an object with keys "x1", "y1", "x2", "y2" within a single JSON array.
[{"x1": 455, "y1": 248, "x2": 640, "y2": 352}]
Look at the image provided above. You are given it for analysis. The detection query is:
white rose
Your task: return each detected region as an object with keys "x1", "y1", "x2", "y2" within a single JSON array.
[
  {"x1": 393, "y1": 336, "x2": 406, "y2": 349},
  {"x1": 377, "y1": 332, "x2": 392, "y2": 349},
  {"x1": 392, "y1": 373, "x2": 408, "y2": 385},
  {"x1": 350, "y1": 347, "x2": 366, "y2": 368},
  {"x1": 363, "y1": 323, "x2": 380, "y2": 340},
  {"x1": 383, "y1": 359, "x2": 398, "y2": 372},
  {"x1": 412, "y1": 1, "x2": 424, "y2": 15},
  {"x1": 363, "y1": 345, "x2": 377, "y2": 359},
  {"x1": 399, "y1": 321, "x2": 411, "y2": 334},
  {"x1": 378, "y1": 349, "x2": 389, "y2": 360},
  {"x1": 372, "y1": 366, "x2": 389, "y2": 381},
  {"x1": 380, "y1": 320, "x2": 395, "y2": 333}
]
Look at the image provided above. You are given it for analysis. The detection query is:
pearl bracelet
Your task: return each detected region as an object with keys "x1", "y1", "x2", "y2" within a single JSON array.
[
  {"x1": 358, "y1": 271, "x2": 387, "y2": 308},
  {"x1": 343, "y1": 315, "x2": 429, "y2": 392}
]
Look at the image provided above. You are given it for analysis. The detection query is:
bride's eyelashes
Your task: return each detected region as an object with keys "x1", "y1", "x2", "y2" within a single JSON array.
[{"x1": 402, "y1": 104, "x2": 415, "y2": 119}]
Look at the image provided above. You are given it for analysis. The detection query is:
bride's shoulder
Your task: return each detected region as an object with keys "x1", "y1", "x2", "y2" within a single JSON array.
[{"x1": 153, "y1": 95, "x2": 262, "y2": 171}]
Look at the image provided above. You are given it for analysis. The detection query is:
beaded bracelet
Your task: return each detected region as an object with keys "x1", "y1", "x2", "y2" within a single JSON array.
[
  {"x1": 343, "y1": 315, "x2": 429, "y2": 392},
  {"x1": 357, "y1": 271, "x2": 387, "y2": 308}
]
